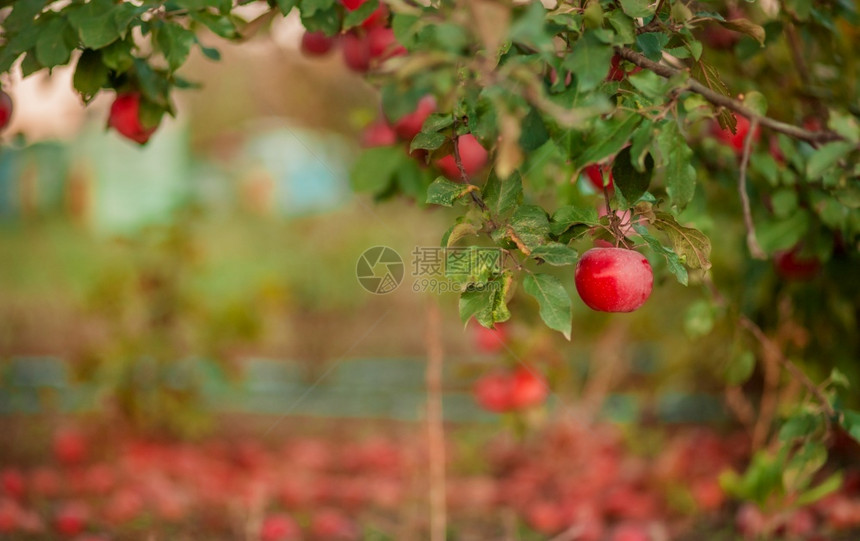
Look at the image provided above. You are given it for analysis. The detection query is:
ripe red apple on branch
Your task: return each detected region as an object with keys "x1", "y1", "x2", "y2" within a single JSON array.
[
  {"x1": 575, "y1": 247, "x2": 653, "y2": 313},
  {"x1": 585, "y1": 163, "x2": 614, "y2": 191},
  {"x1": 108, "y1": 93, "x2": 157, "y2": 145},
  {"x1": 301, "y1": 31, "x2": 336, "y2": 57},
  {"x1": 436, "y1": 133, "x2": 489, "y2": 180},
  {"x1": 390, "y1": 95, "x2": 436, "y2": 141}
]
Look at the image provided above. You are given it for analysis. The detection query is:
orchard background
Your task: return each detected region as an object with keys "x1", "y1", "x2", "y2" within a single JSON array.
[{"x1": 0, "y1": 0, "x2": 859, "y2": 539}]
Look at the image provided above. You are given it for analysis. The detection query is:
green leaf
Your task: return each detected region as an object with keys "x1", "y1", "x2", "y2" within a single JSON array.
[
  {"x1": 756, "y1": 211, "x2": 811, "y2": 253},
  {"x1": 509, "y1": 205, "x2": 550, "y2": 252},
  {"x1": 806, "y1": 142, "x2": 855, "y2": 180},
  {"x1": 274, "y1": 0, "x2": 298, "y2": 16},
  {"x1": 508, "y1": 1, "x2": 552, "y2": 51},
  {"x1": 530, "y1": 243, "x2": 579, "y2": 266},
  {"x1": 523, "y1": 273, "x2": 572, "y2": 340},
  {"x1": 744, "y1": 91, "x2": 768, "y2": 116},
  {"x1": 573, "y1": 113, "x2": 643, "y2": 170},
  {"x1": 612, "y1": 146, "x2": 653, "y2": 203},
  {"x1": 563, "y1": 31, "x2": 613, "y2": 92},
  {"x1": 652, "y1": 212, "x2": 711, "y2": 270},
  {"x1": 421, "y1": 113, "x2": 454, "y2": 133},
  {"x1": 842, "y1": 410, "x2": 860, "y2": 443},
  {"x1": 629, "y1": 119, "x2": 655, "y2": 171},
  {"x1": 459, "y1": 274, "x2": 512, "y2": 328},
  {"x1": 726, "y1": 350, "x2": 755, "y2": 385},
  {"x1": 444, "y1": 222, "x2": 479, "y2": 248},
  {"x1": 634, "y1": 224, "x2": 688, "y2": 285},
  {"x1": 426, "y1": 177, "x2": 476, "y2": 207},
  {"x1": 156, "y1": 22, "x2": 195, "y2": 72},
  {"x1": 351, "y1": 146, "x2": 405, "y2": 194},
  {"x1": 73, "y1": 49, "x2": 109, "y2": 103},
  {"x1": 519, "y1": 107, "x2": 549, "y2": 151},
  {"x1": 606, "y1": 10, "x2": 636, "y2": 45},
  {"x1": 190, "y1": 11, "x2": 238, "y2": 39},
  {"x1": 35, "y1": 17, "x2": 74, "y2": 68},
  {"x1": 550, "y1": 205, "x2": 600, "y2": 235},
  {"x1": 635, "y1": 32, "x2": 669, "y2": 62},
  {"x1": 779, "y1": 412, "x2": 823, "y2": 442},
  {"x1": 344, "y1": 0, "x2": 379, "y2": 29},
  {"x1": 656, "y1": 121, "x2": 696, "y2": 209},
  {"x1": 101, "y1": 38, "x2": 134, "y2": 71},
  {"x1": 619, "y1": 0, "x2": 655, "y2": 18},
  {"x1": 691, "y1": 60, "x2": 734, "y2": 129},
  {"x1": 683, "y1": 299, "x2": 714, "y2": 338},
  {"x1": 483, "y1": 170, "x2": 522, "y2": 217},
  {"x1": 796, "y1": 473, "x2": 842, "y2": 506},
  {"x1": 410, "y1": 131, "x2": 446, "y2": 153},
  {"x1": 66, "y1": 0, "x2": 122, "y2": 50}
]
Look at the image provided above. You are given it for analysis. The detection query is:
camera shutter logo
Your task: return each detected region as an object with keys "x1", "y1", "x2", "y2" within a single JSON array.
[{"x1": 356, "y1": 246, "x2": 404, "y2": 294}]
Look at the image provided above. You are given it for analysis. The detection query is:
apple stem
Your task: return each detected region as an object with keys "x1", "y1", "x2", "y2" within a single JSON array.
[{"x1": 738, "y1": 118, "x2": 766, "y2": 260}]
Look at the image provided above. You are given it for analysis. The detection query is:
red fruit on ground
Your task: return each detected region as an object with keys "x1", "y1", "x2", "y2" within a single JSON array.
[
  {"x1": 575, "y1": 248, "x2": 653, "y2": 313},
  {"x1": 341, "y1": 32, "x2": 371, "y2": 73},
  {"x1": 391, "y1": 95, "x2": 437, "y2": 141},
  {"x1": 473, "y1": 372, "x2": 513, "y2": 413},
  {"x1": 509, "y1": 367, "x2": 548, "y2": 409},
  {"x1": 310, "y1": 509, "x2": 359, "y2": 540},
  {"x1": 712, "y1": 114, "x2": 759, "y2": 154},
  {"x1": 260, "y1": 513, "x2": 300, "y2": 541},
  {"x1": 473, "y1": 322, "x2": 508, "y2": 353},
  {"x1": 54, "y1": 502, "x2": 88, "y2": 537},
  {"x1": 1, "y1": 470, "x2": 25, "y2": 500},
  {"x1": 53, "y1": 429, "x2": 88, "y2": 465},
  {"x1": 0, "y1": 89, "x2": 13, "y2": 131},
  {"x1": 436, "y1": 133, "x2": 489, "y2": 180},
  {"x1": 108, "y1": 93, "x2": 156, "y2": 145},
  {"x1": 367, "y1": 26, "x2": 406, "y2": 60},
  {"x1": 585, "y1": 164, "x2": 613, "y2": 191},
  {"x1": 301, "y1": 31, "x2": 336, "y2": 56},
  {"x1": 774, "y1": 247, "x2": 821, "y2": 281}
]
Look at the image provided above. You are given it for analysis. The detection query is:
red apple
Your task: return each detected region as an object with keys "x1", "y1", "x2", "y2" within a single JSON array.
[
  {"x1": 735, "y1": 503, "x2": 767, "y2": 538},
  {"x1": 509, "y1": 367, "x2": 548, "y2": 409},
  {"x1": 436, "y1": 133, "x2": 488, "y2": 180},
  {"x1": 585, "y1": 163, "x2": 613, "y2": 191},
  {"x1": 0, "y1": 89, "x2": 12, "y2": 131},
  {"x1": 712, "y1": 114, "x2": 760, "y2": 154},
  {"x1": 361, "y1": 121, "x2": 397, "y2": 147},
  {"x1": 341, "y1": 31, "x2": 371, "y2": 73},
  {"x1": 54, "y1": 502, "x2": 88, "y2": 537},
  {"x1": 309, "y1": 509, "x2": 358, "y2": 540},
  {"x1": 0, "y1": 499, "x2": 19, "y2": 533},
  {"x1": 473, "y1": 322, "x2": 508, "y2": 353},
  {"x1": 30, "y1": 467, "x2": 61, "y2": 498},
  {"x1": 390, "y1": 95, "x2": 436, "y2": 140},
  {"x1": 525, "y1": 501, "x2": 566, "y2": 534},
  {"x1": 473, "y1": 372, "x2": 513, "y2": 413},
  {"x1": 610, "y1": 523, "x2": 651, "y2": 541},
  {"x1": 361, "y1": 3, "x2": 389, "y2": 29},
  {"x1": 1, "y1": 470, "x2": 25, "y2": 500},
  {"x1": 108, "y1": 93, "x2": 156, "y2": 145},
  {"x1": 691, "y1": 478, "x2": 724, "y2": 511},
  {"x1": 367, "y1": 26, "x2": 406, "y2": 60},
  {"x1": 702, "y1": 24, "x2": 740, "y2": 50},
  {"x1": 339, "y1": 0, "x2": 365, "y2": 10},
  {"x1": 103, "y1": 488, "x2": 144, "y2": 525},
  {"x1": 260, "y1": 513, "x2": 300, "y2": 541},
  {"x1": 774, "y1": 247, "x2": 820, "y2": 281},
  {"x1": 301, "y1": 31, "x2": 336, "y2": 56},
  {"x1": 575, "y1": 247, "x2": 653, "y2": 312},
  {"x1": 53, "y1": 429, "x2": 87, "y2": 465}
]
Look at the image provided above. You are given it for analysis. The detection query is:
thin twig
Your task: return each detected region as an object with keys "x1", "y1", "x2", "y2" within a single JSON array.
[
  {"x1": 452, "y1": 130, "x2": 498, "y2": 231},
  {"x1": 738, "y1": 118, "x2": 766, "y2": 260},
  {"x1": 739, "y1": 315, "x2": 836, "y2": 418},
  {"x1": 425, "y1": 298, "x2": 447, "y2": 541},
  {"x1": 614, "y1": 47, "x2": 846, "y2": 145}
]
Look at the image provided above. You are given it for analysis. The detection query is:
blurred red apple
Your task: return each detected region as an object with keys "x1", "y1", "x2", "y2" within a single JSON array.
[
  {"x1": 0, "y1": 499, "x2": 20, "y2": 532},
  {"x1": 367, "y1": 26, "x2": 405, "y2": 60},
  {"x1": 0, "y1": 89, "x2": 12, "y2": 131},
  {"x1": 361, "y1": 121, "x2": 397, "y2": 148},
  {"x1": 509, "y1": 367, "x2": 548, "y2": 409},
  {"x1": 575, "y1": 247, "x2": 653, "y2": 312},
  {"x1": 712, "y1": 114, "x2": 760, "y2": 154},
  {"x1": 473, "y1": 322, "x2": 508, "y2": 354},
  {"x1": 735, "y1": 503, "x2": 767, "y2": 538},
  {"x1": 54, "y1": 502, "x2": 89, "y2": 537},
  {"x1": 774, "y1": 247, "x2": 821, "y2": 281},
  {"x1": 585, "y1": 163, "x2": 613, "y2": 191},
  {"x1": 607, "y1": 54, "x2": 642, "y2": 81},
  {"x1": 525, "y1": 501, "x2": 566, "y2": 534},
  {"x1": 301, "y1": 31, "x2": 336, "y2": 57},
  {"x1": 260, "y1": 513, "x2": 300, "y2": 541},
  {"x1": 473, "y1": 372, "x2": 513, "y2": 413},
  {"x1": 1, "y1": 470, "x2": 25, "y2": 500},
  {"x1": 610, "y1": 523, "x2": 651, "y2": 541},
  {"x1": 436, "y1": 133, "x2": 488, "y2": 180},
  {"x1": 390, "y1": 95, "x2": 436, "y2": 140},
  {"x1": 30, "y1": 467, "x2": 61, "y2": 498},
  {"x1": 310, "y1": 509, "x2": 358, "y2": 540},
  {"x1": 341, "y1": 32, "x2": 371, "y2": 73}
]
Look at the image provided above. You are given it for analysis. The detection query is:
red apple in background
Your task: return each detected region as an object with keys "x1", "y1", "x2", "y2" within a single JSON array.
[
  {"x1": 768, "y1": 136, "x2": 785, "y2": 165},
  {"x1": 509, "y1": 367, "x2": 548, "y2": 409},
  {"x1": 735, "y1": 503, "x2": 767, "y2": 538},
  {"x1": 108, "y1": 93, "x2": 156, "y2": 145},
  {"x1": 702, "y1": 24, "x2": 740, "y2": 50},
  {"x1": 309, "y1": 509, "x2": 358, "y2": 540},
  {"x1": 607, "y1": 54, "x2": 642, "y2": 81},
  {"x1": 361, "y1": 121, "x2": 397, "y2": 147},
  {"x1": 473, "y1": 322, "x2": 508, "y2": 353},
  {"x1": 339, "y1": 0, "x2": 364, "y2": 9},
  {"x1": 473, "y1": 372, "x2": 513, "y2": 413},
  {"x1": 610, "y1": 523, "x2": 650, "y2": 541},
  {"x1": 361, "y1": 3, "x2": 389, "y2": 29},
  {"x1": 712, "y1": 114, "x2": 759, "y2": 154},
  {"x1": 0, "y1": 499, "x2": 19, "y2": 533},
  {"x1": 0, "y1": 89, "x2": 13, "y2": 131},
  {"x1": 301, "y1": 31, "x2": 336, "y2": 56},
  {"x1": 54, "y1": 502, "x2": 88, "y2": 537},
  {"x1": 341, "y1": 32, "x2": 371, "y2": 73},
  {"x1": 390, "y1": 95, "x2": 436, "y2": 140},
  {"x1": 774, "y1": 247, "x2": 821, "y2": 281},
  {"x1": 260, "y1": 513, "x2": 300, "y2": 541},
  {"x1": 575, "y1": 247, "x2": 653, "y2": 312},
  {"x1": 30, "y1": 467, "x2": 61, "y2": 498},
  {"x1": 368, "y1": 26, "x2": 405, "y2": 60},
  {"x1": 436, "y1": 133, "x2": 488, "y2": 180},
  {"x1": 525, "y1": 501, "x2": 566, "y2": 534},
  {"x1": 53, "y1": 429, "x2": 87, "y2": 465},
  {"x1": 1, "y1": 470, "x2": 25, "y2": 500},
  {"x1": 585, "y1": 164, "x2": 614, "y2": 191}
]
